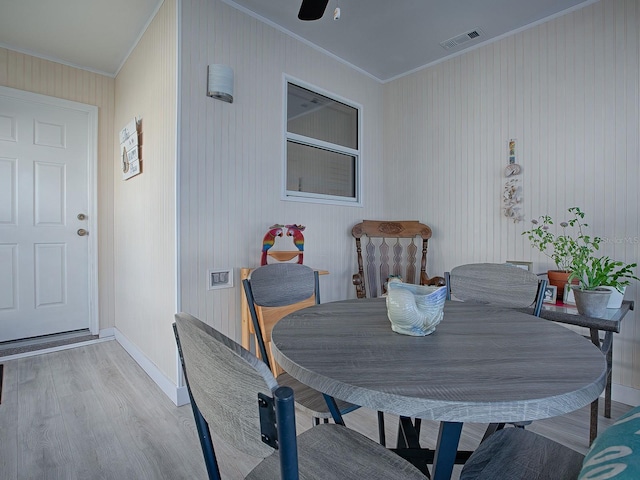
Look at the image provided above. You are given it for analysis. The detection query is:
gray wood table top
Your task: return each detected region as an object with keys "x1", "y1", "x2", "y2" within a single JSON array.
[{"x1": 271, "y1": 298, "x2": 608, "y2": 424}]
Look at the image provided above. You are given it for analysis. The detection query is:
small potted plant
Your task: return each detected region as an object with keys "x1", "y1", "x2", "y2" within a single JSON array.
[
  {"x1": 522, "y1": 207, "x2": 601, "y2": 300},
  {"x1": 569, "y1": 255, "x2": 639, "y2": 312}
]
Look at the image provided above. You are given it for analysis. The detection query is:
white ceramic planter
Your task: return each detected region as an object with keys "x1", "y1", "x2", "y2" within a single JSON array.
[
  {"x1": 385, "y1": 280, "x2": 447, "y2": 336},
  {"x1": 600, "y1": 286, "x2": 626, "y2": 309}
]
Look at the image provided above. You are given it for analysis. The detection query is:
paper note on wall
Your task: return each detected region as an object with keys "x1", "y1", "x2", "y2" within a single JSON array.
[{"x1": 120, "y1": 118, "x2": 141, "y2": 180}]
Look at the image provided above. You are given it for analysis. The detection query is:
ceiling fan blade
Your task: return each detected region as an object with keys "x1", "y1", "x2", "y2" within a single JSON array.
[{"x1": 298, "y1": 0, "x2": 330, "y2": 21}]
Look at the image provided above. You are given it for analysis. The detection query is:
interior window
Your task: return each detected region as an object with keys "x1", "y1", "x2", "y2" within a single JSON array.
[{"x1": 284, "y1": 81, "x2": 361, "y2": 204}]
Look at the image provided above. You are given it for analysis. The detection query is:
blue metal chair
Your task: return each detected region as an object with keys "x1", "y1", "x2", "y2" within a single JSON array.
[
  {"x1": 173, "y1": 313, "x2": 426, "y2": 480},
  {"x1": 444, "y1": 263, "x2": 547, "y2": 436},
  {"x1": 242, "y1": 264, "x2": 361, "y2": 424},
  {"x1": 445, "y1": 263, "x2": 547, "y2": 316},
  {"x1": 242, "y1": 264, "x2": 394, "y2": 442}
]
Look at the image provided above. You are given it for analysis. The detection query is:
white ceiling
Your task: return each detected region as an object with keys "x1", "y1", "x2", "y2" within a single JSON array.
[
  {"x1": 227, "y1": 0, "x2": 592, "y2": 81},
  {"x1": 0, "y1": 0, "x2": 162, "y2": 76},
  {"x1": 0, "y1": 0, "x2": 592, "y2": 80}
]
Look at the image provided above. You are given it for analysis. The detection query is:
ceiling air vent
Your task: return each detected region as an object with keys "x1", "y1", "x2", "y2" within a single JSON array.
[{"x1": 440, "y1": 28, "x2": 484, "y2": 50}]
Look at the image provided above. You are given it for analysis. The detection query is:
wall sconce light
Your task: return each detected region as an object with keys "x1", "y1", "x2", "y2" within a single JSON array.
[{"x1": 207, "y1": 64, "x2": 234, "y2": 103}]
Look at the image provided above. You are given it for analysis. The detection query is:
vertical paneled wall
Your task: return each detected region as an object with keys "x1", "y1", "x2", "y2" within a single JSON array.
[
  {"x1": 179, "y1": 0, "x2": 384, "y2": 340},
  {"x1": 384, "y1": 0, "x2": 640, "y2": 399},
  {"x1": 114, "y1": 0, "x2": 178, "y2": 381},
  {"x1": 0, "y1": 47, "x2": 116, "y2": 331}
]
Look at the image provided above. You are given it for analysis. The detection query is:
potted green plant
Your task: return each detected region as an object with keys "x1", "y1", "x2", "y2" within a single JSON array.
[
  {"x1": 601, "y1": 259, "x2": 640, "y2": 308},
  {"x1": 568, "y1": 255, "x2": 639, "y2": 312},
  {"x1": 522, "y1": 207, "x2": 601, "y2": 300}
]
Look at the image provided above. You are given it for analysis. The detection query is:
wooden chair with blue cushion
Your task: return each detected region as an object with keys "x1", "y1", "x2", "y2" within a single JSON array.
[
  {"x1": 460, "y1": 404, "x2": 640, "y2": 479},
  {"x1": 242, "y1": 263, "x2": 362, "y2": 429},
  {"x1": 173, "y1": 313, "x2": 427, "y2": 480}
]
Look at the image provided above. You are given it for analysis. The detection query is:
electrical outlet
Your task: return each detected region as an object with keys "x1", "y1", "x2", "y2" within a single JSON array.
[{"x1": 208, "y1": 268, "x2": 233, "y2": 290}]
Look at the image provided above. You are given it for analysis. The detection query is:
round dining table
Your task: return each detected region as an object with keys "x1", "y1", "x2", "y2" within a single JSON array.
[{"x1": 271, "y1": 298, "x2": 607, "y2": 480}]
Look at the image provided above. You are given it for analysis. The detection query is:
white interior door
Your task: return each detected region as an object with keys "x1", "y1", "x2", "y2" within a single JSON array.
[{"x1": 0, "y1": 87, "x2": 97, "y2": 342}]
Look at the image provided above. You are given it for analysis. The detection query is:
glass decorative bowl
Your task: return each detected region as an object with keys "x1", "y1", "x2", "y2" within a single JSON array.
[{"x1": 385, "y1": 279, "x2": 447, "y2": 336}]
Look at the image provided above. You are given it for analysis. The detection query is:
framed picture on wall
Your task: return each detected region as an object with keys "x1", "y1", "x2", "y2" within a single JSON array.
[
  {"x1": 543, "y1": 285, "x2": 558, "y2": 304},
  {"x1": 506, "y1": 261, "x2": 533, "y2": 271}
]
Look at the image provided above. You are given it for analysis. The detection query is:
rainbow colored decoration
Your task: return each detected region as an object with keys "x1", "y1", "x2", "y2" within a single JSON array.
[
  {"x1": 260, "y1": 224, "x2": 306, "y2": 265},
  {"x1": 261, "y1": 224, "x2": 284, "y2": 265},
  {"x1": 285, "y1": 224, "x2": 305, "y2": 264}
]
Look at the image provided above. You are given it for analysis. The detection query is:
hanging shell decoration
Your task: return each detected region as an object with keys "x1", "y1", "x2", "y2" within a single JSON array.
[{"x1": 385, "y1": 279, "x2": 447, "y2": 336}]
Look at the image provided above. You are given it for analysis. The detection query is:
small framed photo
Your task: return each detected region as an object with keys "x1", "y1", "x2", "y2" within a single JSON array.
[
  {"x1": 563, "y1": 284, "x2": 576, "y2": 305},
  {"x1": 543, "y1": 285, "x2": 558, "y2": 304},
  {"x1": 506, "y1": 261, "x2": 533, "y2": 272}
]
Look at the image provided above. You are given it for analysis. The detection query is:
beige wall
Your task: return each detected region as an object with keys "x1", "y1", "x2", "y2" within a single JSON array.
[
  {"x1": 0, "y1": 0, "x2": 178, "y2": 387},
  {"x1": 384, "y1": 0, "x2": 640, "y2": 402},
  {"x1": 0, "y1": 47, "x2": 116, "y2": 332},
  {"x1": 113, "y1": 0, "x2": 178, "y2": 382},
  {"x1": 178, "y1": 0, "x2": 384, "y2": 339}
]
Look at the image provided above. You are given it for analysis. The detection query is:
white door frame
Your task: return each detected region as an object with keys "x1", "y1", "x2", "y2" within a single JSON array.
[{"x1": 0, "y1": 85, "x2": 99, "y2": 335}]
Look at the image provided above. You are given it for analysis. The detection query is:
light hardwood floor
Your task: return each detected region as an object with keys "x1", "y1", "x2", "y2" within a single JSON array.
[{"x1": 0, "y1": 340, "x2": 632, "y2": 479}]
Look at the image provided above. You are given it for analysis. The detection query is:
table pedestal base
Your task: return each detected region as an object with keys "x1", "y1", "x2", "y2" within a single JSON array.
[{"x1": 394, "y1": 417, "x2": 472, "y2": 479}]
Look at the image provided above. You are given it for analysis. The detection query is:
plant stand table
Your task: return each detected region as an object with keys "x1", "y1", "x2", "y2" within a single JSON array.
[{"x1": 519, "y1": 300, "x2": 634, "y2": 444}]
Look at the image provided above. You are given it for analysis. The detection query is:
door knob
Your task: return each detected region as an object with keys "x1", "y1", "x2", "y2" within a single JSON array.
[
  {"x1": 77, "y1": 213, "x2": 87, "y2": 220},
  {"x1": 77, "y1": 229, "x2": 88, "y2": 236}
]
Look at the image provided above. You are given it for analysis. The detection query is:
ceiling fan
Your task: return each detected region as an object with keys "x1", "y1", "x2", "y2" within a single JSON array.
[{"x1": 298, "y1": 0, "x2": 330, "y2": 21}]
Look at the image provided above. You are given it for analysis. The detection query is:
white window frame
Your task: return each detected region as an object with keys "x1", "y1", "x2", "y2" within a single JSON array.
[{"x1": 282, "y1": 75, "x2": 362, "y2": 206}]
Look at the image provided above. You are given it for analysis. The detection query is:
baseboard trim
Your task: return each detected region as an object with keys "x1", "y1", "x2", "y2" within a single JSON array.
[
  {"x1": 611, "y1": 384, "x2": 640, "y2": 408},
  {"x1": 176, "y1": 385, "x2": 189, "y2": 406},
  {"x1": 113, "y1": 328, "x2": 186, "y2": 406},
  {"x1": 99, "y1": 327, "x2": 115, "y2": 338}
]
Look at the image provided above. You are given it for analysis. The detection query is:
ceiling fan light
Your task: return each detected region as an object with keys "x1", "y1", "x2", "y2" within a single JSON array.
[{"x1": 298, "y1": 0, "x2": 329, "y2": 21}]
